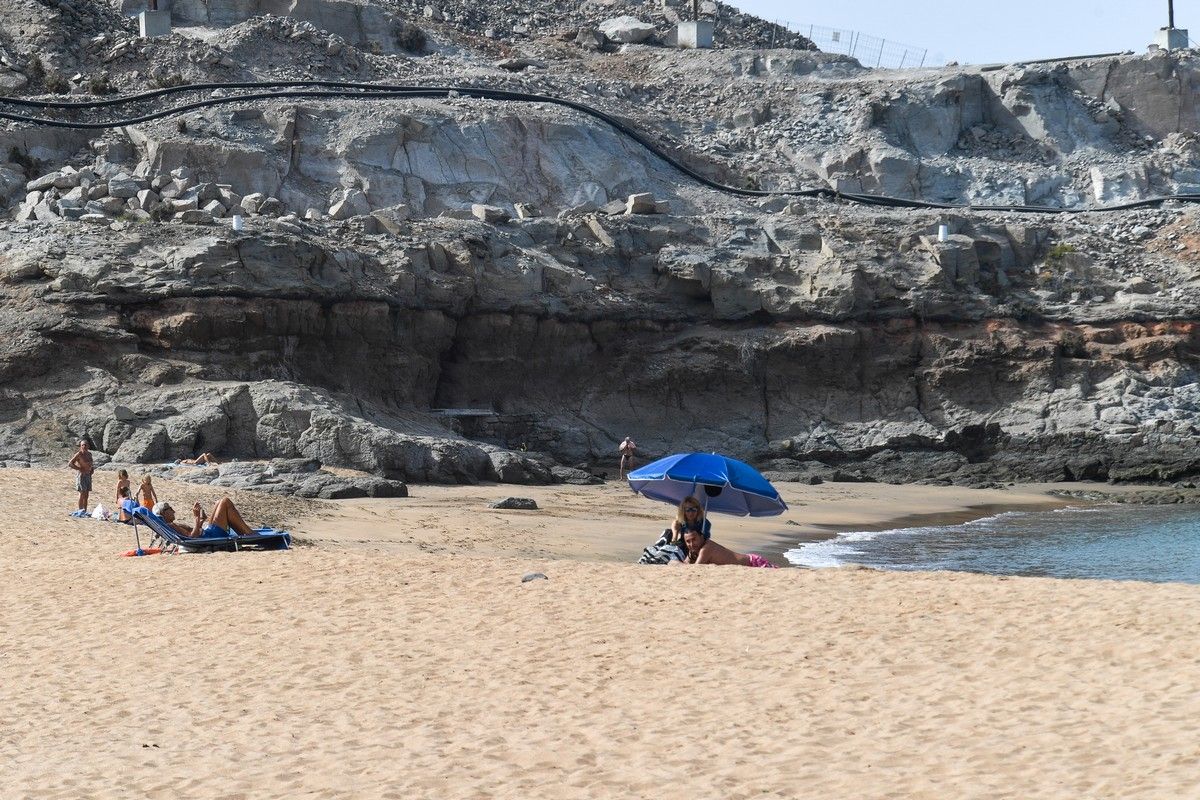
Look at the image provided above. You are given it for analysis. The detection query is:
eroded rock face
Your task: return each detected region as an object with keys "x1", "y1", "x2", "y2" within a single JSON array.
[
  {"x1": 123, "y1": 102, "x2": 690, "y2": 220},
  {"x1": 6, "y1": 15, "x2": 1200, "y2": 486},
  {"x1": 3, "y1": 179, "x2": 1200, "y2": 485}
]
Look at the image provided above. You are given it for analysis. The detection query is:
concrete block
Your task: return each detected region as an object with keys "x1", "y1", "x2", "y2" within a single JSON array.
[
  {"x1": 1153, "y1": 27, "x2": 1189, "y2": 51},
  {"x1": 676, "y1": 20, "x2": 714, "y2": 49},
  {"x1": 138, "y1": 10, "x2": 171, "y2": 38}
]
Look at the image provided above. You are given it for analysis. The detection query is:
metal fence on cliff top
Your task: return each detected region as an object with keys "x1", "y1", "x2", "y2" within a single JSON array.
[{"x1": 770, "y1": 21, "x2": 932, "y2": 69}]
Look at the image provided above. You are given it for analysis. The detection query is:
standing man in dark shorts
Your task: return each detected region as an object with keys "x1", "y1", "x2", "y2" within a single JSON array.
[
  {"x1": 68, "y1": 439, "x2": 94, "y2": 513},
  {"x1": 619, "y1": 436, "x2": 637, "y2": 479}
]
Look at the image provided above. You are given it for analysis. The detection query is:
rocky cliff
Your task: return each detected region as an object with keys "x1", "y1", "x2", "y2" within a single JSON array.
[{"x1": 2, "y1": 0, "x2": 1200, "y2": 486}]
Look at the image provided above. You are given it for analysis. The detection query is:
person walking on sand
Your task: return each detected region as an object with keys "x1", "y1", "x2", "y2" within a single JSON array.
[
  {"x1": 619, "y1": 436, "x2": 637, "y2": 479},
  {"x1": 681, "y1": 527, "x2": 777, "y2": 568},
  {"x1": 68, "y1": 440, "x2": 94, "y2": 513}
]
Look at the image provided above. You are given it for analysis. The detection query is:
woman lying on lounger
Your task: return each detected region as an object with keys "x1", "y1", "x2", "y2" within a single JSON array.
[{"x1": 153, "y1": 497, "x2": 254, "y2": 538}]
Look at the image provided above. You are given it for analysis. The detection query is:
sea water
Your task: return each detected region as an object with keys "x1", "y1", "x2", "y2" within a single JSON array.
[{"x1": 785, "y1": 504, "x2": 1200, "y2": 584}]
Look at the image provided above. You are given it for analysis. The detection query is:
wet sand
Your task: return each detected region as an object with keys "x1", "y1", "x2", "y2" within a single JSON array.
[{"x1": 291, "y1": 480, "x2": 1069, "y2": 563}]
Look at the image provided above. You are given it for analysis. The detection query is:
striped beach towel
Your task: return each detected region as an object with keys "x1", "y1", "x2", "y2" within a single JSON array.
[{"x1": 637, "y1": 529, "x2": 687, "y2": 564}]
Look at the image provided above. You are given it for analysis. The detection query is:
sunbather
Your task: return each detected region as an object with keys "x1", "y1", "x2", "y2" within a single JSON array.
[
  {"x1": 672, "y1": 496, "x2": 711, "y2": 543},
  {"x1": 117, "y1": 486, "x2": 135, "y2": 522},
  {"x1": 115, "y1": 469, "x2": 130, "y2": 505},
  {"x1": 681, "y1": 528, "x2": 777, "y2": 568},
  {"x1": 639, "y1": 497, "x2": 712, "y2": 564},
  {"x1": 177, "y1": 452, "x2": 220, "y2": 466},
  {"x1": 153, "y1": 497, "x2": 254, "y2": 538}
]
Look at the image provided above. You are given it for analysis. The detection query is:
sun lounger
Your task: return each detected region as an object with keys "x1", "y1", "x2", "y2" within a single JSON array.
[{"x1": 131, "y1": 506, "x2": 291, "y2": 553}]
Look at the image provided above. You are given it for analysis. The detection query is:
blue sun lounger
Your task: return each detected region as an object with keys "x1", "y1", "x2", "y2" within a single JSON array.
[{"x1": 131, "y1": 506, "x2": 291, "y2": 553}]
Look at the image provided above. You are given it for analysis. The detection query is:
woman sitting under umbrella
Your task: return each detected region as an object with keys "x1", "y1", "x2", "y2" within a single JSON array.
[
  {"x1": 638, "y1": 496, "x2": 711, "y2": 564},
  {"x1": 630, "y1": 452, "x2": 787, "y2": 566}
]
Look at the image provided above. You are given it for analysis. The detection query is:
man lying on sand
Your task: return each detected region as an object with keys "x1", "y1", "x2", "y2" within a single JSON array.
[
  {"x1": 153, "y1": 497, "x2": 255, "y2": 538},
  {"x1": 681, "y1": 529, "x2": 777, "y2": 568}
]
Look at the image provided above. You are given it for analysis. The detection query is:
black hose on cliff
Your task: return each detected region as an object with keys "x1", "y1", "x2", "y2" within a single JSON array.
[{"x1": 0, "y1": 79, "x2": 1192, "y2": 215}]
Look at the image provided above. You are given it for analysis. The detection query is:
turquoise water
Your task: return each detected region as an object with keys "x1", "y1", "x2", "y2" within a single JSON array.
[{"x1": 785, "y1": 504, "x2": 1200, "y2": 584}]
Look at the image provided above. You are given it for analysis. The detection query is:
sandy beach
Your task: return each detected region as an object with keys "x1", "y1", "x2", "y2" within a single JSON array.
[{"x1": 4, "y1": 468, "x2": 1200, "y2": 798}]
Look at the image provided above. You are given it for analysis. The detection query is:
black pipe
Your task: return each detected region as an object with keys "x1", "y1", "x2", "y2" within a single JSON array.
[{"x1": 0, "y1": 80, "x2": 1191, "y2": 216}]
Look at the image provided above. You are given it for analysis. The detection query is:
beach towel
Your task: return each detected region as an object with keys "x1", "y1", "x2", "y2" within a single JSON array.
[
  {"x1": 638, "y1": 529, "x2": 687, "y2": 565},
  {"x1": 746, "y1": 554, "x2": 777, "y2": 569}
]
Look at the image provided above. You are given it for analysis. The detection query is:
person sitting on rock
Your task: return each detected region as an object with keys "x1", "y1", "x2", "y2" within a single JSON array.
[
  {"x1": 176, "y1": 452, "x2": 219, "y2": 466},
  {"x1": 681, "y1": 527, "x2": 777, "y2": 569},
  {"x1": 153, "y1": 497, "x2": 255, "y2": 538}
]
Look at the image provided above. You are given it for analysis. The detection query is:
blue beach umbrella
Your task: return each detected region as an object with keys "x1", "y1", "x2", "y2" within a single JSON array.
[{"x1": 627, "y1": 452, "x2": 788, "y2": 517}]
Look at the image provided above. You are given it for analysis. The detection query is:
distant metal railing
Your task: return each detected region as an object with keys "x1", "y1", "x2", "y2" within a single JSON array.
[{"x1": 769, "y1": 21, "x2": 931, "y2": 69}]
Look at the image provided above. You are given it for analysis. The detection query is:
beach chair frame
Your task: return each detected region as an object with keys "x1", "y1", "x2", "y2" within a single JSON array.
[{"x1": 131, "y1": 507, "x2": 291, "y2": 553}]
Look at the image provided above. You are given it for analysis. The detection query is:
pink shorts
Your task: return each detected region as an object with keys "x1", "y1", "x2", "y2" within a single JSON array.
[{"x1": 746, "y1": 554, "x2": 777, "y2": 569}]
